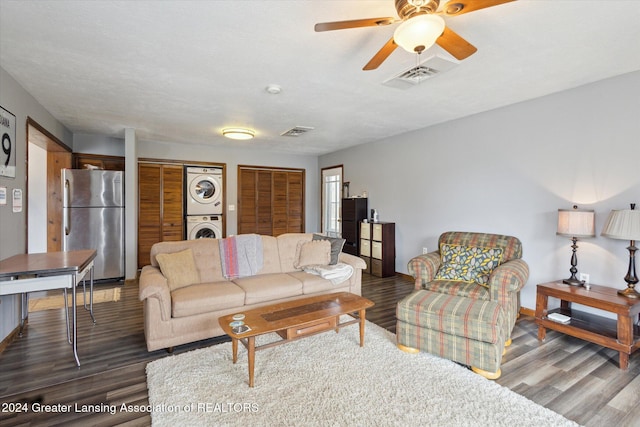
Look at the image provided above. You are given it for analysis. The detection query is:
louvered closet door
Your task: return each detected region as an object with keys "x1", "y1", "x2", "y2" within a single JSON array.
[
  {"x1": 138, "y1": 164, "x2": 162, "y2": 268},
  {"x1": 137, "y1": 163, "x2": 184, "y2": 268},
  {"x1": 161, "y1": 165, "x2": 184, "y2": 242},
  {"x1": 238, "y1": 166, "x2": 304, "y2": 236}
]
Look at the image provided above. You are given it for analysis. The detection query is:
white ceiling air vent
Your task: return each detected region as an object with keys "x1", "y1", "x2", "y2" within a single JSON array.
[
  {"x1": 382, "y1": 53, "x2": 459, "y2": 89},
  {"x1": 280, "y1": 126, "x2": 315, "y2": 137}
]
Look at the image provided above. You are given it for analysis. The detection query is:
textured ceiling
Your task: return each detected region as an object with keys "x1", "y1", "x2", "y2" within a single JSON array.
[{"x1": 1, "y1": 0, "x2": 639, "y2": 155}]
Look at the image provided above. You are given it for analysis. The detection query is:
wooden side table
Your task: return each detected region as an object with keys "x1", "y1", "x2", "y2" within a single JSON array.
[{"x1": 535, "y1": 281, "x2": 640, "y2": 369}]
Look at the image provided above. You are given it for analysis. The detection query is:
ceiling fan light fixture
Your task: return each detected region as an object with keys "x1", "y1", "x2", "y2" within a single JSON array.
[
  {"x1": 222, "y1": 128, "x2": 255, "y2": 140},
  {"x1": 394, "y1": 14, "x2": 445, "y2": 54}
]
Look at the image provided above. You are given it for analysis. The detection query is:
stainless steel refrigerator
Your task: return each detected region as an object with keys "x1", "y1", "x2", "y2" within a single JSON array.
[{"x1": 62, "y1": 169, "x2": 125, "y2": 281}]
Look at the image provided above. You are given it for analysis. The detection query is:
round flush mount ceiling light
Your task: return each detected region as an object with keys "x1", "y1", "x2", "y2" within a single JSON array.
[{"x1": 222, "y1": 128, "x2": 255, "y2": 140}]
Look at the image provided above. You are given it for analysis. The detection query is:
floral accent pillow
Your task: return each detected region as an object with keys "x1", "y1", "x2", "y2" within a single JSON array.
[{"x1": 434, "y1": 244, "x2": 504, "y2": 287}]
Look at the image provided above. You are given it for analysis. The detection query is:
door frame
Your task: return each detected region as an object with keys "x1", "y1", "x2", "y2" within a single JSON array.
[
  {"x1": 320, "y1": 164, "x2": 343, "y2": 236},
  {"x1": 26, "y1": 117, "x2": 72, "y2": 253}
]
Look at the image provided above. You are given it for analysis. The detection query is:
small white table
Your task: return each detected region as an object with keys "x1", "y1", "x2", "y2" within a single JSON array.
[{"x1": 0, "y1": 249, "x2": 97, "y2": 366}]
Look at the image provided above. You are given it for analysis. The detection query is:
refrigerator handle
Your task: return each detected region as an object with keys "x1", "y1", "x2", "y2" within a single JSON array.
[{"x1": 64, "y1": 179, "x2": 70, "y2": 236}]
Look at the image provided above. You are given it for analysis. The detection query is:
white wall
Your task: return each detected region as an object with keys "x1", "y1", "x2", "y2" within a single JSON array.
[
  {"x1": 0, "y1": 66, "x2": 72, "y2": 342},
  {"x1": 320, "y1": 71, "x2": 640, "y2": 311},
  {"x1": 73, "y1": 133, "x2": 124, "y2": 156},
  {"x1": 27, "y1": 143, "x2": 47, "y2": 253}
]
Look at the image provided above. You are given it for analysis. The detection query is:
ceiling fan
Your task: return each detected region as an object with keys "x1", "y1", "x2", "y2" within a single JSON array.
[{"x1": 315, "y1": 0, "x2": 515, "y2": 70}]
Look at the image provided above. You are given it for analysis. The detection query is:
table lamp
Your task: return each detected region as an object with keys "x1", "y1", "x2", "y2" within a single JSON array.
[
  {"x1": 556, "y1": 206, "x2": 595, "y2": 286},
  {"x1": 601, "y1": 203, "x2": 640, "y2": 298}
]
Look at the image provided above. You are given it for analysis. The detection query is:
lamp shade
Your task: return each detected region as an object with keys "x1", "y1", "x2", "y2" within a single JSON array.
[
  {"x1": 556, "y1": 209, "x2": 595, "y2": 238},
  {"x1": 601, "y1": 209, "x2": 640, "y2": 240},
  {"x1": 393, "y1": 14, "x2": 445, "y2": 54}
]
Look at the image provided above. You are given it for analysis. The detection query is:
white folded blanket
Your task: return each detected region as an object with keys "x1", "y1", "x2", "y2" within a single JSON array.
[{"x1": 303, "y1": 263, "x2": 354, "y2": 285}]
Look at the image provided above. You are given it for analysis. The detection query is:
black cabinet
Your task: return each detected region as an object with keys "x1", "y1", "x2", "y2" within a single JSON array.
[{"x1": 341, "y1": 198, "x2": 368, "y2": 256}]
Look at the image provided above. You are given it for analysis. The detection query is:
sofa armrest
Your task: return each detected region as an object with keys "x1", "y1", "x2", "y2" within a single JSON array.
[
  {"x1": 487, "y1": 259, "x2": 529, "y2": 302},
  {"x1": 338, "y1": 252, "x2": 367, "y2": 270},
  {"x1": 139, "y1": 265, "x2": 172, "y2": 321},
  {"x1": 407, "y1": 252, "x2": 441, "y2": 290}
]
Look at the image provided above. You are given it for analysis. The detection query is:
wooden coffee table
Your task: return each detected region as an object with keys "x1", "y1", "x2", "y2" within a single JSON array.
[{"x1": 218, "y1": 292, "x2": 374, "y2": 387}]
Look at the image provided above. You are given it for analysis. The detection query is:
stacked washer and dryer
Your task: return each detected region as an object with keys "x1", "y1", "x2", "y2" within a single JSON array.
[{"x1": 185, "y1": 166, "x2": 224, "y2": 240}]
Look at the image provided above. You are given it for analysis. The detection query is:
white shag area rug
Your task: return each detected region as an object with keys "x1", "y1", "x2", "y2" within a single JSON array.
[{"x1": 146, "y1": 320, "x2": 579, "y2": 427}]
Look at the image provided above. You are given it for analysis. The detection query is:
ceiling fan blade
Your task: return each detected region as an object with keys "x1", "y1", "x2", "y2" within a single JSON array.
[
  {"x1": 442, "y1": 0, "x2": 516, "y2": 16},
  {"x1": 315, "y1": 18, "x2": 396, "y2": 32},
  {"x1": 436, "y1": 27, "x2": 477, "y2": 60},
  {"x1": 363, "y1": 37, "x2": 398, "y2": 71}
]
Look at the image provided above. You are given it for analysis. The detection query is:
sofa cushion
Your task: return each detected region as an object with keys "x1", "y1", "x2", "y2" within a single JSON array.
[
  {"x1": 434, "y1": 244, "x2": 503, "y2": 287},
  {"x1": 294, "y1": 240, "x2": 331, "y2": 269},
  {"x1": 396, "y1": 289, "x2": 506, "y2": 344},
  {"x1": 171, "y1": 281, "x2": 246, "y2": 318},
  {"x1": 425, "y1": 279, "x2": 490, "y2": 300},
  {"x1": 150, "y1": 239, "x2": 226, "y2": 283},
  {"x1": 155, "y1": 248, "x2": 201, "y2": 291},
  {"x1": 288, "y1": 271, "x2": 338, "y2": 294},
  {"x1": 233, "y1": 273, "x2": 303, "y2": 305},
  {"x1": 277, "y1": 233, "x2": 313, "y2": 272},
  {"x1": 312, "y1": 234, "x2": 346, "y2": 265}
]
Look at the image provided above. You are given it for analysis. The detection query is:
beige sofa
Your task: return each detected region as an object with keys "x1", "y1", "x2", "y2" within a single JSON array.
[{"x1": 138, "y1": 233, "x2": 366, "y2": 352}]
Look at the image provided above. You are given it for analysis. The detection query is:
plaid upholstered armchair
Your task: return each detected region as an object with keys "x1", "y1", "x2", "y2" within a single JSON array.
[{"x1": 396, "y1": 232, "x2": 529, "y2": 379}]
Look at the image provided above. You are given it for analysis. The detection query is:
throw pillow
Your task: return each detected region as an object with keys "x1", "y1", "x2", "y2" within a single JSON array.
[
  {"x1": 312, "y1": 234, "x2": 346, "y2": 265},
  {"x1": 434, "y1": 244, "x2": 504, "y2": 287},
  {"x1": 294, "y1": 240, "x2": 332, "y2": 269},
  {"x1": 155, "y1": 248, "x2": 201, "y2": 291}
]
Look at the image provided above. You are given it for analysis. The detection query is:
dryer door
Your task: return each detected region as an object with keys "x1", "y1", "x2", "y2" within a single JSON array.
[{"x1": 187, "y1": 173, "x2": 223, "y2": 214}]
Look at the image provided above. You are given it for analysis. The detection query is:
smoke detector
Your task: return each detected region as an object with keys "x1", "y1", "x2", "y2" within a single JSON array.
[
  {"x1": 280, "y1": 126, "x2": 314, "y2": 137},
  {"x1": 382, "y1": 53, "x2": 459, "y2": 89}
]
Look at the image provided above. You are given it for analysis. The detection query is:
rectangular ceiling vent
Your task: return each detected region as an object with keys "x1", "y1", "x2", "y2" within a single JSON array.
[
  {"x1": 382, "y1": 53, "x2": 459, "y2": 90},
  {"x1": 281, "y1": 126, "x2": 314, "y2": 137}
]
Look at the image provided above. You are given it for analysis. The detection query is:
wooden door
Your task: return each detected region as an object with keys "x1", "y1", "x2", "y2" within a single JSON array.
[
  {"x1": 161, "y1": 165, "x2": 183, "y2": 242},
  {"x1": 256, "y1": 170, "x2": 273, "y2": 235},
  {"x1": 238, "y1": 166, "x2": 304, "y2": 236},
  {"x1": 287, "y1": 171, "x2": 304, "y2": 233},
  {"x1": 272, "y1": 171, "x2": 288, "y2": 236},
  {"x1": 47, "y1": 151, "x2": 72, "y2": 251},
  {"x1": 138, "y1": 164, "x2": 162, "y2": 268},
  {"x1": 238, "y1": 168, "x2": 257, "y2": 235}
]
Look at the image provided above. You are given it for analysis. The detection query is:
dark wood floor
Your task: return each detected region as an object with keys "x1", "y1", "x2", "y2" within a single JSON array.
[{"x1": 1, "y1": 274, "x2": 639, "y2": 426}]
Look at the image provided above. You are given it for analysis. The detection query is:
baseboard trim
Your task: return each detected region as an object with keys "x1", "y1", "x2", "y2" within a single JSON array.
[
  {"x1": 396, "y1": 272, "x2": 413, "y2": 281},
  {"x1": 519, "y1": 307, "x2": 535, "y2": 317},
  {"x1": 0, "y1": 321, "x2": 25, "y2": 354}
]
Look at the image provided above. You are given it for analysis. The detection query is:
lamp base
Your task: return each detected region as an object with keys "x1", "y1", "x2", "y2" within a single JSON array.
[
  {"x1": 617, "y1": 286, "x2": 640, "y2": 299},
  {"x1": 563, "y1": 278, "x2": 584, "y2": 286}
]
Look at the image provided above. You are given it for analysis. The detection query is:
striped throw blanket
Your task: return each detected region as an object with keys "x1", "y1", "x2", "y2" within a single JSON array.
[{"x1": 219, "y1": 234, "x2": 263, "y2": 279}]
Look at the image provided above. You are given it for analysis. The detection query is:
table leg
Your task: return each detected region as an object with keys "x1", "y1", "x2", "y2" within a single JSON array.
[
  {"x1": 72, "y1": 277, "x2": 80, "y2": 367},
  {"x1": 248, "y1": 336, "x2": 255, "y2": 388},
  {"x1": 88, "y1": 266, "x2": 95, "y2": 323},
  {"x1": 536, "y1": 291, "x2": 548, "y2": 341},
  {"x1": 617, "y1": 314, "x2": 632, "y2": 370},
  {"x1": 359, "y1": 309, "x2": 366, "y2": 347},
  {"x1": 19, "y1": 292, "x2": 28, "y2": 337},
  {"x1": 64, "y1": 288, "x2": 71, "y2": 344},
  {"x1": 232, "y1": 338, "x2": 238, "y2": 364}
]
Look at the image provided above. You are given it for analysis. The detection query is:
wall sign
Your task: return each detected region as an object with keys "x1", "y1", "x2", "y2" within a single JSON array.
[
  {"x1": 12, "y1": 188, "x2": 22, "y2": 213},
  {"x1": 1, "y1": 106, "x2": 17, "y2": 178}
]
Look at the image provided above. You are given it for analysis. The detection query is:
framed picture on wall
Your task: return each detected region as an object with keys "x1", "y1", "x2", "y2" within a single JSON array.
[{"x1": 0, "y1": 106, "x2": 16, "y2": 178}]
